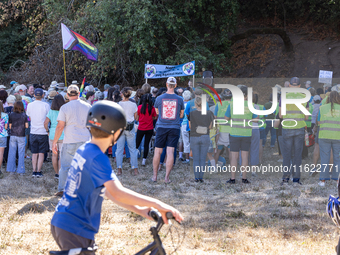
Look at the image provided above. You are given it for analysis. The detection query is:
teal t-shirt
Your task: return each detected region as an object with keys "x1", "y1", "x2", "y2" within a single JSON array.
[{"x1": 47, "y1": 110, "x2": 64, "y2": 141}]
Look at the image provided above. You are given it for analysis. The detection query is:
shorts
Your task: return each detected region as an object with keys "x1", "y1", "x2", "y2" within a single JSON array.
[
  {"x1": 0, "y1": 137, "x2": 7, "y2": 148},
  {"x1": 155, "y1": 127, "x2": 180, "y2": 148},
  {"x1": 217, "y1": 132, "x2": 230, "y2": 147},
  {"x1": 51, "y1": 225, "x2": 95, "y2": 254},
  {"x1": 30, "y1": 134, "x2": 49, "y2": 154},
  {"x1": 259, "y1": 129, "x2": 266, "y2": 140},
  {"x1": 25, "y1": 121, "x2": 31, "y2": 136},
  {"x1": 229, "y1": 135, "x2": 251, "y2": 152},
  {"x1": 49, "y1": 139, "x2": 63, "y2": 152}
]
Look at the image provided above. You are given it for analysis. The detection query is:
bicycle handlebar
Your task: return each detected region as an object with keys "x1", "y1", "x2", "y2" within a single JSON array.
[{"x1": 148, "y1": 210, "x2": 175, "y2": 223}]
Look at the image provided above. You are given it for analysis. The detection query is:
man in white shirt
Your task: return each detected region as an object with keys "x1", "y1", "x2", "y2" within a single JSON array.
[
  {"x1": 26, "y1": 88, "x2": 50, "y2": 178},
  {"x1": 53, "y1": 85, "x2": 92, "y2": 197}
]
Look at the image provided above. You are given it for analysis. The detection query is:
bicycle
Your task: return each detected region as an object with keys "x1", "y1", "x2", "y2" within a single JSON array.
[{"x1": 49, "y1": 209, "x2": 183, "y2": 255}]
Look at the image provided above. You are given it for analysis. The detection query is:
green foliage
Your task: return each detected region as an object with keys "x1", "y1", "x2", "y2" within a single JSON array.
[
  {"x1": 0, "y1": 22, "x2": 30, "y2": 71},
  {"x1": 73, "y1": 0, "x2": 240, "y2": 84}
]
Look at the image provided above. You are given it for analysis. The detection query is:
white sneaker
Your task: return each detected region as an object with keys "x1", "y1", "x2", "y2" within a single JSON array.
[
  {"x1": 277, "y1": 158, "x2": 283, "y2": 162},
  {"x1": 142, "y1": 158, "x2": 146, "y2": 166},
  {"x1": 318, "y1": 181, "x2": 325, "y2": 187}
]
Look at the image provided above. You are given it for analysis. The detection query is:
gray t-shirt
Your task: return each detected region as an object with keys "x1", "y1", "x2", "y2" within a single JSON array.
[{"x1": 57, "y1": 99, "x2": 92, "y2": 144}]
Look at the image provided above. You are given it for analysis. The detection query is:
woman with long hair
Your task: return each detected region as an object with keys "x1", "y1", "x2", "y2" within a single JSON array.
[
  {"x1": 318, "y1": 91, "x2": 340, "y2": 186},
  {"x1": 6, "y1": 101, "x2": 27, "y2": 175},
  {"x1": 135, "y1": 89, "x2": 145, "y2": 105},
  {"x1": 135, "y1": 94, "x2": 157, "y2": 166},
  {"x1": 44, "y1": 94, "x2": 65, "y2": 179},
  {"x1": 0, "y1": 90, "x2": 8, "y2": 107},
  {"x1": 106, "y1": 87, "x2": 116, "y2": 101},
  {"x1": 116, "y1": 87, "x2": 139, "y2": 176},
  {"x1": 188, "y1": 97, "x2": 214, "y2": 182}
]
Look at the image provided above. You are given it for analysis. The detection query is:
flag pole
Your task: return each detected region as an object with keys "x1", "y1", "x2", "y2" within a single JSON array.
[
  {"x1": 63, "y1": 49, "x2": 67, "y2": 86},
  {"x1": 145, "y1": 60, "x2": 149, "y2": 84}
]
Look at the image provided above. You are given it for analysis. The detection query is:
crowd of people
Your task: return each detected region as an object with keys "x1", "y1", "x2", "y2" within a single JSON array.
[{"x1": 0, "y1": 76, "x2": 338, "y2": 193}]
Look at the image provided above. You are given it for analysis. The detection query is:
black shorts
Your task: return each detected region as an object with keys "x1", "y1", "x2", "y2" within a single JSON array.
[
  {"x1": 155, "y1": 127, "x2": 180, "y2": 148},
  {"x1": 51, "y1": 225, "x2": 95, "y2": 254},
  {"x1": 30, "y1": 134, "x2": 49, "y2": 154},
  {"x1": 229, "y1": 135, "x2": 251, "y2": 152}
]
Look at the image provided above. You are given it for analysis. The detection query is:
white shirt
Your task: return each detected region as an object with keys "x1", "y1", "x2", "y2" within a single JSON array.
[
  {"x1": 26, "y1": 100, "x2": 50, "y2": 135},
  {"x1": 119, "y1": 100, "x2": 137, "y2": 122}
]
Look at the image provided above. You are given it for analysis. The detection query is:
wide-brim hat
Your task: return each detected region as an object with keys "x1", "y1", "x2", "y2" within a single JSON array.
[
  {"x1": 48, "y1": 90, "x2": 58, "y2": 99},
  {"x1": 57, "y1": 83, "x2": 65, "y2": 89},
  {"x1": 71, "y1": 80, "x2": 79, "y2": 85},
  {"x1": 50, "y1": 81, "x2": 58, "y2": 88}
]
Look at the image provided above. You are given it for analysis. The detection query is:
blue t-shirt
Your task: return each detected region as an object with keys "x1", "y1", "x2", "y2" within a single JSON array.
[
  {"x1": 184, "y1": 99, "x2": 210, "y2": 131},
  {"x1": 154, "y1": 93, "x2": 184, "y2": 129},
  {"x1": 51, "y1": 143, "x2": 117, "y2": 240},
  {"x1": 46, "y1": 110, "x2": 64, "y2": 140},
  {"x1": 225, "y1": 105, "x2": 257, "y2": 137}
]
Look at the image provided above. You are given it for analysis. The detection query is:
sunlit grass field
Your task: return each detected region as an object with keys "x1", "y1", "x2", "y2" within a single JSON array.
[{"x1": 0, "y1": 144, "x2": 339, "y2": 254}]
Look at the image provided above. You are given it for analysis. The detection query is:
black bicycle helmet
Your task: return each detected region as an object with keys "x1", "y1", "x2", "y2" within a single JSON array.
[{"x1": 86, "y1": 101, "x2": 127, "y2": 135}]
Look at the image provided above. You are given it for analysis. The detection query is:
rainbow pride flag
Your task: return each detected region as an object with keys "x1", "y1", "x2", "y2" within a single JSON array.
[{"x1": 61, "y1": 23, "x2": 98, "y2": 61}]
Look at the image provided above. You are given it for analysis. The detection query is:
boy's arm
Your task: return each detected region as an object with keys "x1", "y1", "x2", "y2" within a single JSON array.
[
  {"x1": 104, "y1": 187, "x2": 152, "y2": 220},
  {"x1": 104, "y1": 180, "x2": 183, "y2": 224}
]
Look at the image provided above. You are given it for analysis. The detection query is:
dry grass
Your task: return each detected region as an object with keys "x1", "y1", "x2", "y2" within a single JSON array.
[{"x1": 0, "y1": 145, "x2": 340, "y2": 255}]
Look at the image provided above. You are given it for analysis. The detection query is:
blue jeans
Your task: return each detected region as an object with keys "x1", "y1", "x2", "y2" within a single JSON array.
[
  {"x1": 282, "y1": 128, "x2": 304, "y2": 180},
  {"x1": 6, "y1": 136, "x2": 25, "y2": 173},
  {"x1": 58, "y1": 142, "x2": 84, "y2": 192},
  {"x1": 319, "y1": 139, "x2": 340, "y2": 180},
  {"x1": 111, "y1": 142, "x2": 130, "y2": 158},
  {"x1": 190, "y1": 135, "x2": 210, "y2": 179},
  {"x1": 263, "y1": 120, "x2": 276, "y2": 147},
  {"x1": 116, "y1": 128, "x2": 138, "y2": 169}
]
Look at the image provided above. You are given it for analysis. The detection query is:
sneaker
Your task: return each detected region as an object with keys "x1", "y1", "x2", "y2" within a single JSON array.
[
  {"x1": 55, "y1": 174, "x2": 59, "y2": 179},
  {"x1": 142, "y1": 158, "x2": 146, "y2": 166},
  {"x1": 309, "y1": 168, "x2": 317, "y2": 177},
  {"x1": 54, "y1": 191, "x2": 64, "y2": 197},
  {"x1": 318, "y1": 181, "x2": 325, "y2": 187},
  {"x1": 182, "y1": 160, "x2": 190, "y2": 164},
  {"x1": 242, "y1": 179, "x2": 251, "y2": 184},
  {"x1": 194, "y1": 178, "x2": 200, "y2": 183},
  {"x1": 226, "y1": 178, "x2": 236, "y2": 184},
  {"x1": 25, "y1": 154, "x2": 31, "y2": 159},
  {"x1": 32, "y1": 172, "x2": 37, "y2": 178},
  {"x1": 281, "y1": 179, "x2": 289, "y2": 185},
  {"x1": 199, "y1": 179, "x2": 204, "y2": 183},
  {"x1": 293, "y1": 181, "x2": 302, "y2": 185},
  {"x1": 179, "y1": 157, "x2": 185, "y2": 162},
  {"x1": 36, "y1": 172, "x2": 43, "y2": 178},
  {"x1": 277, "y1": 158, "x2": 283, "y2": 162}
]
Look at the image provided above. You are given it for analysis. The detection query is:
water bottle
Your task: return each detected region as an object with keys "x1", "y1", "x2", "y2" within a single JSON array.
[{"x1": 305, "y1": 131, "x2": 309, "y2": 146}]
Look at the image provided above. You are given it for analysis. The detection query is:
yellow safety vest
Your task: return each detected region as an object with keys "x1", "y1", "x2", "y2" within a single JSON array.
[
  {"x1": 305, "y1": 104, "x2": 314, "y2": 128},
  {"x1": 282, "y1": 92, "x2": 307, "y2": 129},
  {"x1": 230, "y1": 100, "x2": 253, "y2": 137},
  {"x1": 319, "y1": 103, "x2": 340, "y2": 140},
  {"x1": 216, "y1": 100, "x2": 231, "y2": 133}
]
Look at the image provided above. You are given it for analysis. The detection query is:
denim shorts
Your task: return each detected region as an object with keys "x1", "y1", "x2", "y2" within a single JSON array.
[{"x1": 0, "y1": 136, "x2": 7, "y2": 148}]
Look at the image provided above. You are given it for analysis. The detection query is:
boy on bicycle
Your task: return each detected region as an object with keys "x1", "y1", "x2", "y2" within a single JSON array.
[{"x1": 50, "y1": 101, "x2": 183, "y2": 253}]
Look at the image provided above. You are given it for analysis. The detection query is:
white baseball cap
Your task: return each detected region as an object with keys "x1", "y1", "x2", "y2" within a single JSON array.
[{"x1": 166, "y1": 77, "x2": 177, "y2": 85}]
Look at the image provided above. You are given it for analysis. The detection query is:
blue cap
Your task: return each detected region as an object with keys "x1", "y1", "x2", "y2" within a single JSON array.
[
  {"x1": 10, "y1": 81, "x2": 16, "y2": 85},
  {"x1": 290, "y1": 77, "x2": 300, "y2": 86},
  {"x1": 34, "y1": 88, "x2": 44, "y2": 96}
]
